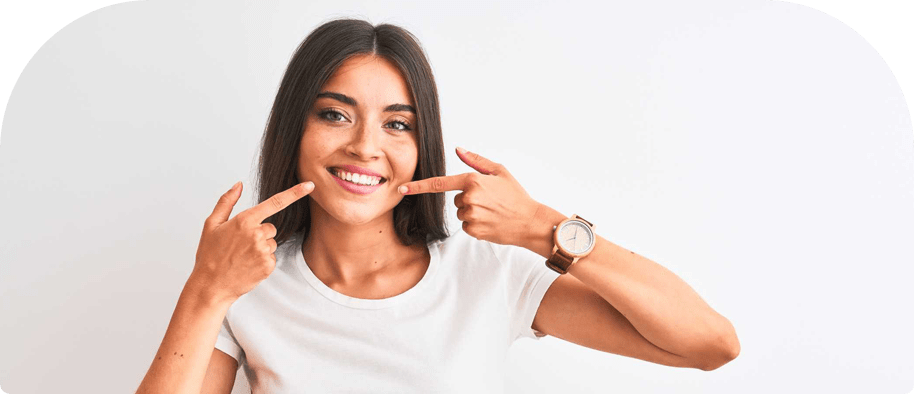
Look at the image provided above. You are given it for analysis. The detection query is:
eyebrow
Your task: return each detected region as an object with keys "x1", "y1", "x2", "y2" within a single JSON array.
[{"x1": 316, "y1": 91, "x2": 416, "y2": 114}]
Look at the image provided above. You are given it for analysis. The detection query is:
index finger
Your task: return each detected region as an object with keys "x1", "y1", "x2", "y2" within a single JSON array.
[
  {"x1": 242, "y1": 181, "x2": 314, "y2": 223},
  {"x1": 399, "y1": 173, "x2": 469, "y2": 195}
]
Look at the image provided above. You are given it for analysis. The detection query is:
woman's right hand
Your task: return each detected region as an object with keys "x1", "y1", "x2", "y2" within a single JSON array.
[{"x1": 190, "y1": 180, "x2": 315, "y2": 303}]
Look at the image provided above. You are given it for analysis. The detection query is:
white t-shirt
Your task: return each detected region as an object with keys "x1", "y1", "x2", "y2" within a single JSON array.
[{"x1": 215, "y1": 227, "x2": 561, "y2": 393}]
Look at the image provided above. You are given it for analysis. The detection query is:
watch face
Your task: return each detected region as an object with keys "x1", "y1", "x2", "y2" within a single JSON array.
[{"x1": 558, "y1": 219, "x2": 594, "y2": 255}]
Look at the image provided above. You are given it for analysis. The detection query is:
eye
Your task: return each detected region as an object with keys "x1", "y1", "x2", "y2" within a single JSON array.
[
  {"x1": 318, "y1": 109, "x2": 347, "y2": 123},
  {"x1": 386, "y1": 120, "x2": 412, "y2": 132}
]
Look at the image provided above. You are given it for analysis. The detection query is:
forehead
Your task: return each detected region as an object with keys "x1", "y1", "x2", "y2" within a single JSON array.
[{"x1": 320, "y1": 54, "x2": 414, "y2": 108}]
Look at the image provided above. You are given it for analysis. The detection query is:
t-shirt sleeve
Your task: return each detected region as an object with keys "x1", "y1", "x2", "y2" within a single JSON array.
[
  {"x1": 215, "y1": 315, "x2": 245, "y2": 370},
  {"x1": 487, "y1": 240, "x2": 561, "y2": 342}
]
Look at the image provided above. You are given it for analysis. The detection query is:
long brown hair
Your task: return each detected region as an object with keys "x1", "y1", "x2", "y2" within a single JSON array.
[{"x1": 254, "y1": 18, "x2": 449, "y2": 248}]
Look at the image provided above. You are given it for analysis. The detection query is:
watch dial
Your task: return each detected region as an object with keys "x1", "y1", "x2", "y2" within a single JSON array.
[{"x1": 559, "y1": 220, "x2": 594, "y2": 254}]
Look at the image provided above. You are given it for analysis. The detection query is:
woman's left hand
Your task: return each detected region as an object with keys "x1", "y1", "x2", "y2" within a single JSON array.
[{"x1": 398, "y1": 147, "x2": 542, "y2": 246}]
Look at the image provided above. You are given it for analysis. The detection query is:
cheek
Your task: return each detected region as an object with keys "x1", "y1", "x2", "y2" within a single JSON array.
[
  {"x1": 390, "y1": 143, "x2": 419, "y2": 178},
  {"x1": 300, "y1": 130, "x2": 338, "y2": 162}
]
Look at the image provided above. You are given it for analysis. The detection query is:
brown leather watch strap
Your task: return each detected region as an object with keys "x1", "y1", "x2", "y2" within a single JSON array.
[
  {"x1": 545, "y1": 246, "x2": 574, "y2": 274},
  {"x1": 575, "y1": 216, "x2": 594, "y2": 227}
]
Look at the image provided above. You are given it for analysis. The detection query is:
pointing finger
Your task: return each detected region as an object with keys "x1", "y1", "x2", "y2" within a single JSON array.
[
  {"x1": 398, "y1": 173, "x2": 469, "y2": 195},
  {"x1": 243, "y1": 181, "x2": 314, "y2": 224}
]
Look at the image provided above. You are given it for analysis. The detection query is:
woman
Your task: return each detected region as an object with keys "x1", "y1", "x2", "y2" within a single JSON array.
[{"x1": 137, "y1": 18, "x2": 740, "y2": 393}]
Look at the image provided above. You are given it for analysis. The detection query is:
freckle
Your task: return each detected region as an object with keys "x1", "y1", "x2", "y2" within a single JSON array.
[
  {"x1": 379, "y1": 230, "x2": 382, "y2": 233},
  {"x1": 630, "y1": 251, "x2": 634, "y2": 254},
  {"x1": 180, "y1": 354, "x2": 184, "y2": 357},
  {"x1": 173, "y1": 352, "x2": 177, "y2": 355},
  {"x1": 157, "y1": 356, "x2": 161, "y2": 360}
]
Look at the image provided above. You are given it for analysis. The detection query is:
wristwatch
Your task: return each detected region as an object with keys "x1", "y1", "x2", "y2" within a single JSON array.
[{"x1": 545, "y1": 214, "x2": 596, "y2": 274}]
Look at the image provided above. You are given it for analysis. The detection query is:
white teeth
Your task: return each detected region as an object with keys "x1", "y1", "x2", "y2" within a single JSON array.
[{"x1": 333, "y1": 169, "x2": 381, "y2": 186}]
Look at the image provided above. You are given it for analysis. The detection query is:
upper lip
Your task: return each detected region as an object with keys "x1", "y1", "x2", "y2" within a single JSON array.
[{"x1": 329, "y1": 164, "x2": 387, "y2": 180}]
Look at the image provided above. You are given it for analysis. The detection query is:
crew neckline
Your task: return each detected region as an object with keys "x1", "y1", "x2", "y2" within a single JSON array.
[{"x1": 293, "y1": 231, "x2": 442, "y2": 310}]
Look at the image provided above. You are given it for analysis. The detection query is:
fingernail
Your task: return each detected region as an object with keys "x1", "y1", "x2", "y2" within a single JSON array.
[
  {"x1": 302, "y1": 181, "x2": 314, "y2": 190},
  {"x1": 398, "y1": 185, "x2": 408, "y2": 194},
  {"x1": 230, "y1": 181, "x2": 240, "y2": 192},
  {"x1": 456, "y1": 146, "x2": 467, "y2": 154}
]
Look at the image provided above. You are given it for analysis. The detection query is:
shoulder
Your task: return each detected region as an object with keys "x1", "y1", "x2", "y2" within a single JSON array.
[
  {"x1": 435, "y1": 228, "x2": 541, "y2": 278},
  {"x1": 274, "y1": 233, "x2": 306, "y2": 274},
  {"x1": 435, "y1": 227, "x2": 499, "y2": 261}
]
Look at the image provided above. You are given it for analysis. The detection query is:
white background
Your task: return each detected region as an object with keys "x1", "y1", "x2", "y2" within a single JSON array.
[{"x1": 1, "y1": 1, "x2": 912, "y2": 393}]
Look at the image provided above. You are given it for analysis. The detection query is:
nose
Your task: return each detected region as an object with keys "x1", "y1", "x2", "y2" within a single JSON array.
[{"x1": 344, "y1": 119, "x2": 383, "y2": 160}]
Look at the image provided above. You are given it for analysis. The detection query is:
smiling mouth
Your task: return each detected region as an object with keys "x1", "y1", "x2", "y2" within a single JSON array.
[{"x1": 326, "y1": 167, "x2": 388, "y2": 185}]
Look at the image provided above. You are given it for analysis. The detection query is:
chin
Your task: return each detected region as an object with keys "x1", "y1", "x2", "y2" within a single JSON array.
[
  {"x1": 326, "y1": 200, "x2": 386, "y2": 224},
  {"x1": 335, "y1": 211, "x2": 381, "y2": 226}
]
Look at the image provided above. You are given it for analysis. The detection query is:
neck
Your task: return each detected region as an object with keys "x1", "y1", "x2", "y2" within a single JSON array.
[{"x1": 301, "y1": 202, "x2": 414, "y2": 286}]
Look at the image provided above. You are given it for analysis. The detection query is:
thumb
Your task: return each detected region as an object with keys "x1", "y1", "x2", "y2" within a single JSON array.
[
  {"x1": 206, "y1": 181, "x2": 243, "y2": 229},
  {"x1": 456, "y1": 146, "x2": 502, "y2": 176}
]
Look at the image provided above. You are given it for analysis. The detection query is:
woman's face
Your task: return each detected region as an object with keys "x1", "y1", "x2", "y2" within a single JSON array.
[{"x1": 298, "y1": 54, "x2": 419, "y2": 226}]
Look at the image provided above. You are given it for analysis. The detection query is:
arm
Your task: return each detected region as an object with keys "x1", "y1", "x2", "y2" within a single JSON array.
[
  {"x1": 396, "y1": 147, "x2": 739, "y2": 369},
  {"x1": 136, "y1": 275, "x2": 236, "y2": 393},
  {"x1": 522, "y1": 203, "x2": 740, "y2": 370}
]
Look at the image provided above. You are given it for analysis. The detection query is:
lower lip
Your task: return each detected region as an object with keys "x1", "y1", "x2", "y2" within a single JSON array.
[{"x1": 330, "y1": 173, "x2": 385, "y2": 195}]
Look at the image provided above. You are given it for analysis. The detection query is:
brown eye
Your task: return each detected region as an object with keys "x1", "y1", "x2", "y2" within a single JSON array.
[{"x1": 386, "y1": 120, "x2": 412, "y2": 131}]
